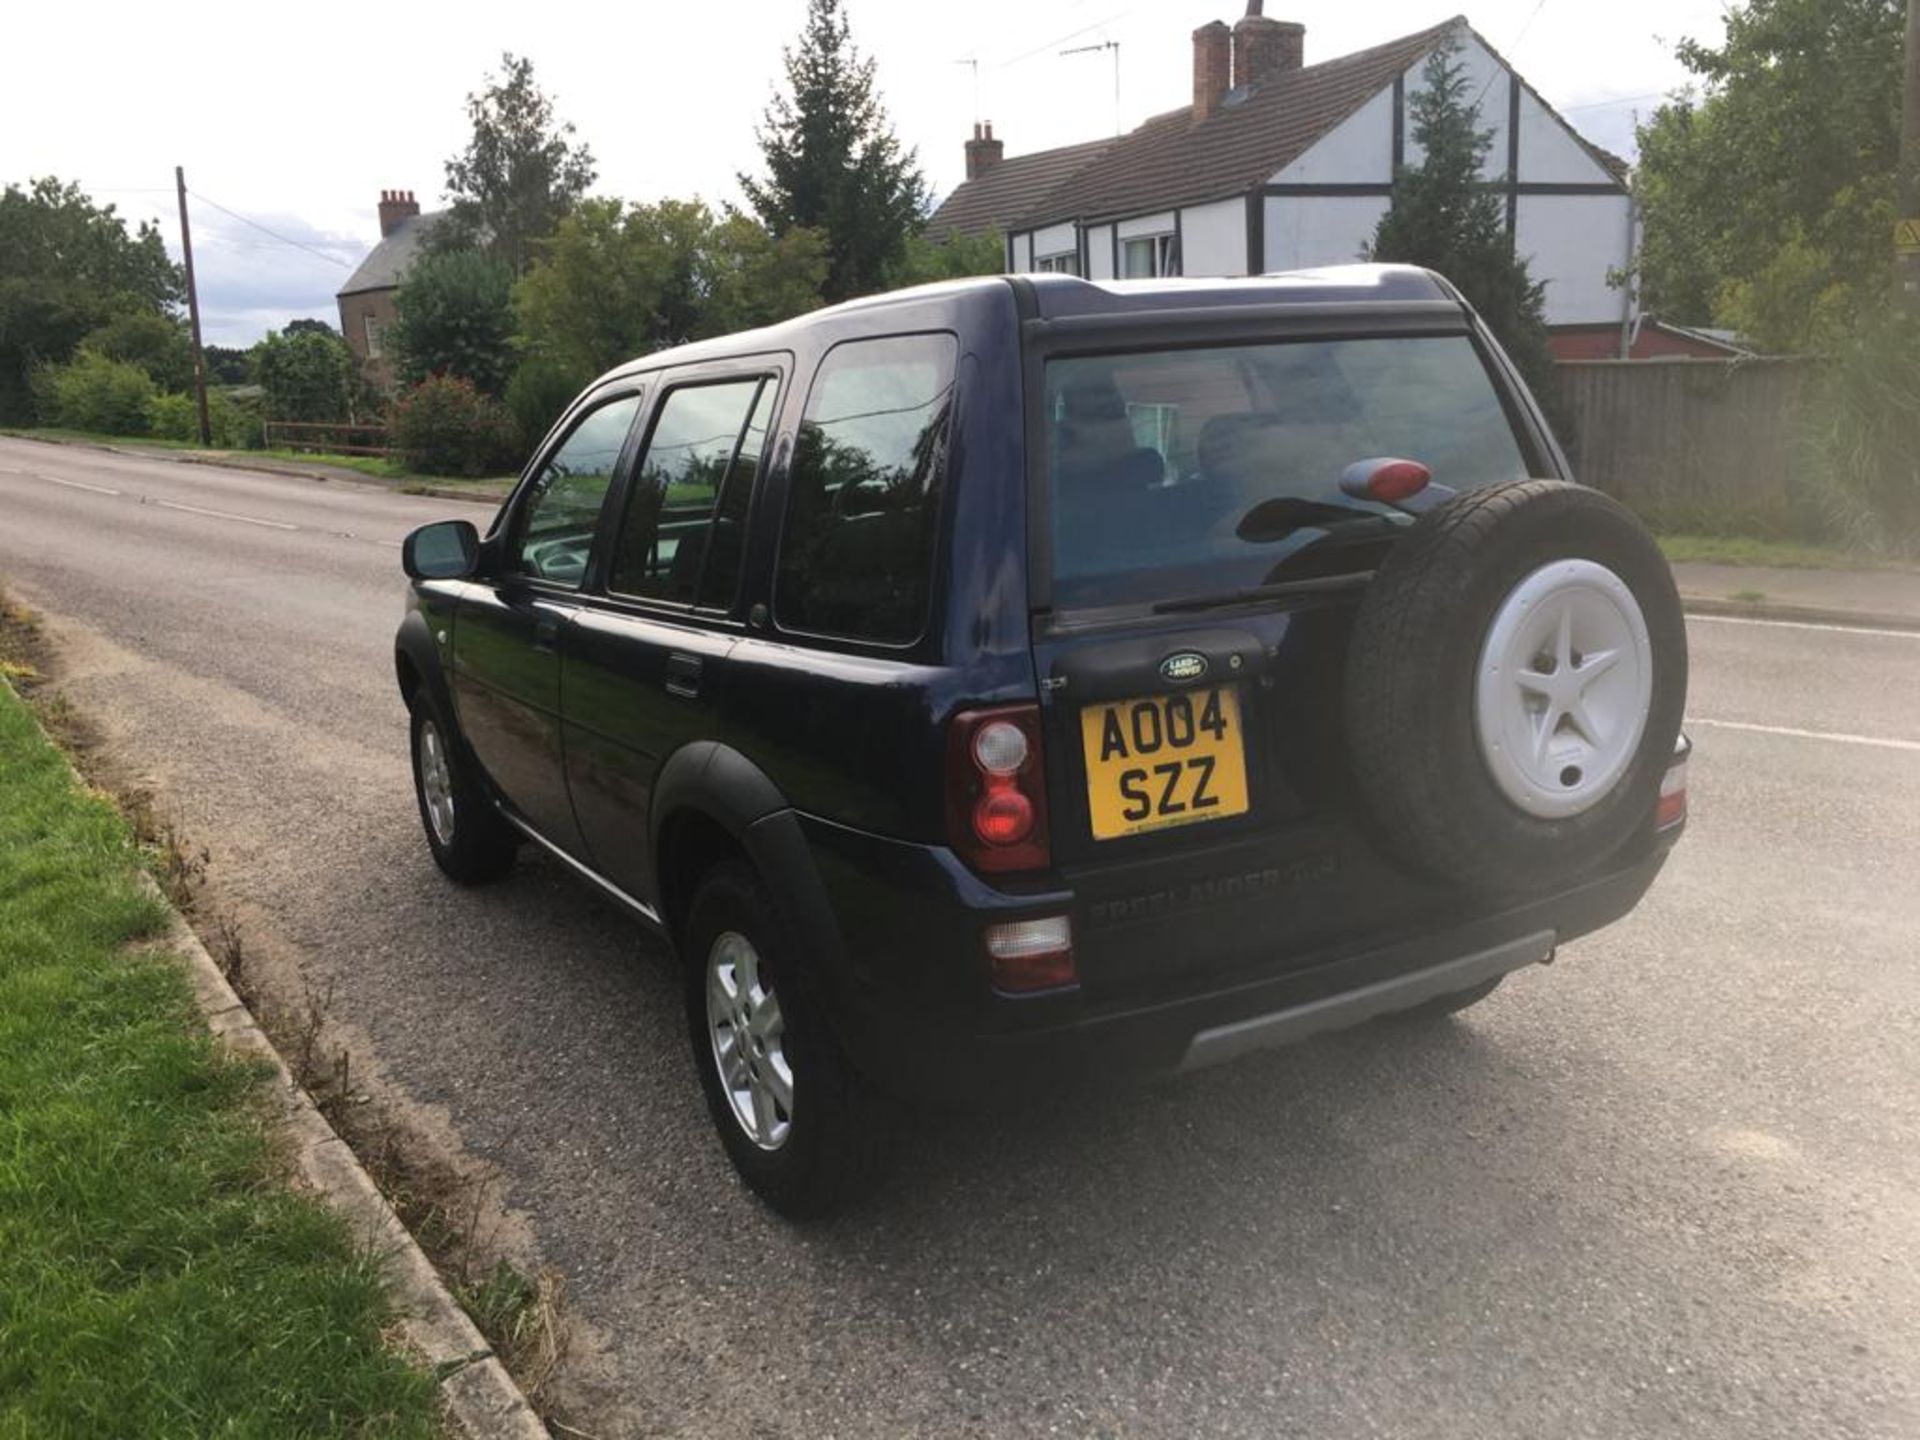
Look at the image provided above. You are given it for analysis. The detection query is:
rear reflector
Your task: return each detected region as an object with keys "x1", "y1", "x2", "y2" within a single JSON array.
[
  {"x1": 1655, "y1": 758, "x2": 1688, "y2": 830},
  {"x1": 985, "y1": 916, "x2": 1075, "y2": 993}
]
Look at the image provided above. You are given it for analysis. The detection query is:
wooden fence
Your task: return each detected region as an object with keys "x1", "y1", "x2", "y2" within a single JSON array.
[
  {"x1": 261, "y1": 419, "x2": 390, "y2": 458},
  {"x1": 1555, "y1": 358, "x2": 1821, "y2": 533}
]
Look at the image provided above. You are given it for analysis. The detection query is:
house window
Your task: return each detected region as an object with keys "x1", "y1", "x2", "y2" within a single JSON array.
[
  {"x1": 1121, "y1": 233, "x2": 1178, "y2": 278},
  {"x1": 363, "y1": 313, "x2": 384, "y2": 360},
  {"x1": 1035, "y1": 251, "x2": 1079, "y2": 275}
]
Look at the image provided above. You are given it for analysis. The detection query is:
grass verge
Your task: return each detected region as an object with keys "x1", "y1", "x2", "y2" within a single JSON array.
[
  {"x1": 0, "y1": 673, "x2": 439, "y2": 1435},
  {"x1": 1655, "y1": 532, "x2": 1920, "y2": 572}
]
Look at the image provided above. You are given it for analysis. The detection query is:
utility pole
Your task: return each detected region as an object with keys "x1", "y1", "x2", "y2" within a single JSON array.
[
  {"x1": 1899, "y1": 0, "x2": 1920, "y2": 309},
  {"x1": 174, "y1": 166, "x2": 212, "y2": 446}
]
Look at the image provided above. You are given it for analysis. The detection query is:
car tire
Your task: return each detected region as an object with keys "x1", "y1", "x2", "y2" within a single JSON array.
[
  {"x1": 683, "y1": 860, "x2": 892, "y2": 1219},
  {"x1": 409, "y1": 692, "x2": 518, "y2": 885},
  {"x1": 1345, "y1": 480, "x2": 1687, "y2": 894}
]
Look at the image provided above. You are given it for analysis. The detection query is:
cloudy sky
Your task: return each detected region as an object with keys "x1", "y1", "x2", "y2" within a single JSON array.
[{"x1": 6, "y1": 0, "x2": 1731, "y2": 346}]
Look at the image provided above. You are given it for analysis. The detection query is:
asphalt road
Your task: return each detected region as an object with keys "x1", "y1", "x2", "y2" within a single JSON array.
[{"x1": 3, "y1": 435, "x2": 1916, "y2": 1439}]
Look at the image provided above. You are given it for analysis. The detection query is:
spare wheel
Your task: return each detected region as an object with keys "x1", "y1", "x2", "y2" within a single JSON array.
[{"x1": 1344, "y1": 479, "x2": 1687, "y2": 894}]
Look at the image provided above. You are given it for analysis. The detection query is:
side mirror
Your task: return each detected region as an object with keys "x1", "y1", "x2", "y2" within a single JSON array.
[{"x1": 402, "y1": 520, "x2": 480, "y2": 580}]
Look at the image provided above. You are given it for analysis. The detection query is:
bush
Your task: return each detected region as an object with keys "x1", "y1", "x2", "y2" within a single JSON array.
[
  {"x1": 252, "y1": 328, "x2": 356, "y2": 423},
  {"x1": 33, "y1": 351, "x2": 157, "y2": 435},
  {"x1": 82, "y1": 311, "x2": 193, "y2": 391},
  {"x1": 389, "y1": 374, "x2": 522, "y2": 477},
  {"x1": 504, "y1": 353, "x2": 590, "y2": 451},
  {"x1": 145, "y1": 391, "x2": 196, "y2": 440},
  {"x1": 1799, "y1": 311, "x2": 1920, "y2": 555},
  {"x1": 146, "y1": 389, "x2": 261, "y2": 449}
]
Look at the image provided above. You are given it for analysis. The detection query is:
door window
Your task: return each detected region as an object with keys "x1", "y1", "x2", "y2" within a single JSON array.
[
  {"x1": 507, "y1": 393, "x2": 643, "y2": 587},
  {"x1": 695, "y1": 380, "x2": 779, "y2": 610},
  {"x1": 609, "y1": 378, "x2": 770, "y2": 604},
  {"x1": 774, "y1": 333, "x2": 957, "y2": 644}
]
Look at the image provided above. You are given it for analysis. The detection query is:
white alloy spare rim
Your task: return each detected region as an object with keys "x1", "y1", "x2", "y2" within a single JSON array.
[{"x1": 1474, "y1": 558, "x2": 1654, "y2": 820}]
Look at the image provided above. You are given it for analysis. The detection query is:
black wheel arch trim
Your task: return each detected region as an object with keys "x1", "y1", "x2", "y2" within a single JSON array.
[
  {"x1": 395, "y1": 608, "x2": 454, "y2": 716},
  {"x1": 649, "y1": 742, "x2": 850, "y2": 989}
]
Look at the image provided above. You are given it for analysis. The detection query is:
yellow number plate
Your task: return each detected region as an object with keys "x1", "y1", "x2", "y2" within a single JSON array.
[{"x1": 1079, "y1": 686, "x2": 1250, "y2": 840}]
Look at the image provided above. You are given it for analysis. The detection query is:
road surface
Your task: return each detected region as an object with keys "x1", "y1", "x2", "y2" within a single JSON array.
[{"x1": 3, "y1": 435, "x2": 1915, "y2": 1438}]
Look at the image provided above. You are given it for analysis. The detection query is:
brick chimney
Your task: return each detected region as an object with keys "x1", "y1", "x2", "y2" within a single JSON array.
[
  {"x1": 377, "y1": 189, "x2": 420, "y2": 238},
  {"x1": 963, "y1": 123, "x2": 1005, "y2": 181},
  {"x1": 1192, "y1": 19, "x2": 1232, "y2": 121},
  {"x1": 1233, "y1": 2, "x2": 1304, "y2": 89}
]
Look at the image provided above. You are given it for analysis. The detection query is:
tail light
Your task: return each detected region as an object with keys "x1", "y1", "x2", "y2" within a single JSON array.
[
  {"x1": 947, "y1": 705, "x2": 1050, "y2": 873},
  {"x1": 1655, "y1": 755, "x2": 1688, "y2": 830}
]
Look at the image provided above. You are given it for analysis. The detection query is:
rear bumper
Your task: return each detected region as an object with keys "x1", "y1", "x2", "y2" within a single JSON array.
[
  {"x1": 1177, "y1": 928, "x2": 1553, "y2": 1070},
  {"x1": 791, "y1": 811, "x2": 1673, "y2": 1104}
]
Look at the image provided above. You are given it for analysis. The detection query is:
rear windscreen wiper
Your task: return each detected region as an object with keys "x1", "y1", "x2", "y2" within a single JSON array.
[{"x1": 1151, "y1": 571, "x2": 1374, "y2": 615}]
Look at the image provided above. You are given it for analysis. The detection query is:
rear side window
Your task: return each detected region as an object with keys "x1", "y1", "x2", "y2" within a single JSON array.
[
  {"x1": 775, "y1": 334, "x2": 957, "y2": 644},
  {"x1": 610, "y1": 377, "x2": 770, "y2": 605},
  {"x1": 1045, "y1": 336, "x2": 1530, "y2": 610}
]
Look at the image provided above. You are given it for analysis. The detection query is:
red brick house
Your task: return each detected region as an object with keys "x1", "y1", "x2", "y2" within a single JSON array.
[{"x1": 336, "y1": 190, "x2": 448, "y2": 389}]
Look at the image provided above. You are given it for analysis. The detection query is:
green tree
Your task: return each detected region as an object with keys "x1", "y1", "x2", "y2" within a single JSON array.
[
  {"x1": 252, "y1": 327, "x2": 355, "y2": 422},
  {"x1": 889, "y1": 227, "x2": 1006, "y2": 288},
  {"x1": 1632, "y1": 0, "x2": 1902, "y2": 350},
  {"x1": 439, "y1": 53, "x2": 597, "y2": 274},
  {"x1": 201, "y1": 344, "x2": 252, "y2": 386},
  {"x1": 81, "y1": 310, "x2": 192, "y2": 392},
  {"x1": 513, "y1": 198, "x2": 827, "y2": 378},
  {"x1": 0, "y1": 177, "x2": 182, "y2": 423},
  {"x1": 283, "y1": 317, "x2": 339, "y2": 338},
  {"x1": 1367, "y1": 35, "x2": 1558, "y2": 409},
  {"x1": 741, "y1": 0, "x2": 929, "y2": 303},
  {"x1": 388, "y1": 247, "x2": 516, "y2": 394}
]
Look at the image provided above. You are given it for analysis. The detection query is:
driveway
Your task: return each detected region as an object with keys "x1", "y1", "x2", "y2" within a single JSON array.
[{"x1": 3, "y1": 436, "x2": 1915, "y2": 1438}]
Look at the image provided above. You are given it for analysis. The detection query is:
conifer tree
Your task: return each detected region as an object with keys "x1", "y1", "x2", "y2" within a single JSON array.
[{"x1": 742, "y1": 0, "x2": 929, "y2": 303}]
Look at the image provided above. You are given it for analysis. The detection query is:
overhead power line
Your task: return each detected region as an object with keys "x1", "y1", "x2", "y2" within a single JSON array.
[{"x1": 186, "y1": 189, "x2": 351, "y2": 269}]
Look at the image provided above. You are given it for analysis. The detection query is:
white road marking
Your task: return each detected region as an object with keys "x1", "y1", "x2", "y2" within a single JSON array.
[
  {"x1": 1688, "y1": 716, "x2": 1920, "y2": 753},
  {"x1": 40, "y1": 474, "x2": 122, "y2": 496},
  {"x1": 1688, "y1": 613, "x2": 1920, "y2": 642},
  {"x1": 152, "y1": 499, "x2": 299, "y2": 531}
]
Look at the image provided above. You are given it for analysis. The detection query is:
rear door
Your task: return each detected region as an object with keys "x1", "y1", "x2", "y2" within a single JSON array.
[
  {"x1": 561, "y1": 365, "x2": 784, "y2": 903},
  {"x1": 450, "y1": 389, "x2": 644, "y2": 854},
  {"x1": 1027, "y1": 325, "x2": 1544, "y2": 996}
]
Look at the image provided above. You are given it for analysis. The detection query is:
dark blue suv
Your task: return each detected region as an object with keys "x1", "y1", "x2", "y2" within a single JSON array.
[{"x1": 397, "y1": 266, "x2": 1690, "y2": 1215}]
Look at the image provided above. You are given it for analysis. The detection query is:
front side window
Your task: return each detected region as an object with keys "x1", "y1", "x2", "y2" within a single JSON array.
[
  {"x1": 775, "y1": 334, "x2": 957, "y2": 644},
  {"x1": 610, "y1": 377, "x2": 770, "y2": 605},
  {"x1": 1045, "y1": 335, "x2": 1530, "y2": 610},
  {"x1": 507, "y1": 392, "x2": 642, "y2": 587}
]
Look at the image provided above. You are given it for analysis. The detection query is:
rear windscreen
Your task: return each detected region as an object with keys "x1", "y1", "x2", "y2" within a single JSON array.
[{"x1": 1044, "y1": 335, "x2": 1531, "y2": 610}]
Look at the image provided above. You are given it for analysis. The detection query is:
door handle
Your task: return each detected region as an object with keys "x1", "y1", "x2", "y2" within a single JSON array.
[
  {"x1": 532, "y1": 614, "x2": 562, "y2": 655},
  {"x1": 665, "y1": 652, "x2": 703, "y2": 699}
]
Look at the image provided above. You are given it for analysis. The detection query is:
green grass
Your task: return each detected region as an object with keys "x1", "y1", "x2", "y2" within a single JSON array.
[
  {"x1": 1655, "y1": 531, "x2": 1920, "y2": 572},
  {"x1": 249, "y1": 447, "x2": 407, "y2": 478},
  {"x1": 1, "y1": 426, "x2": 513, "y2": 492},
  {"x1": 0, "y1": 426, "x2": 203, "y2": 452},
  {"x1": 0, "y1": 679, "x2": 438, "y2": 1438}
]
